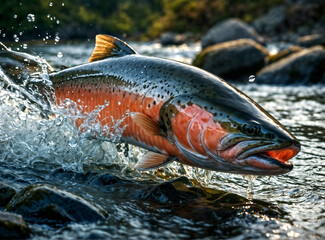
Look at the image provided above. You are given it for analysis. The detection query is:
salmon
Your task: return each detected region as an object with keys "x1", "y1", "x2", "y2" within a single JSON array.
[{"x1": 50, "y1": 35, "x2": 300, "y2": 175}]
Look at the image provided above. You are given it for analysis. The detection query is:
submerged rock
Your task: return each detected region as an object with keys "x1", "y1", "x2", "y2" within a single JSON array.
[
  {"x1": 193, "y1": 39, "x2": 268, "y2": 81},
  {"x1": 0, "y1": 182, "x2": 16, "y2": 207},
  {"x1": 7, "y1": 184, "x2": 107, "y2": 226},
  {"x1": 201, "y1": 19, "x2": 263, "y2": 49},
  {"x1": 136, "y1": 177, "x2": 197, "y2": 205},
  {"x1": 257, "y1": 45, "x2": 325, "y2": 84},
  {"x1": 0, "y1": 211, "x2": 31, "y2": 239}
]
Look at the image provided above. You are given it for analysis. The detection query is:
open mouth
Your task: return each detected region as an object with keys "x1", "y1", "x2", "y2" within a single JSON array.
[{"x1": 234, "y1": 140, "x2": 301, "y2": 175}]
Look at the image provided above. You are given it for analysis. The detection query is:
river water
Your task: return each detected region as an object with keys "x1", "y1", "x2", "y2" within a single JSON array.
[{"x1": 0, "y1": 41, "x2": 324, "y2": 239}]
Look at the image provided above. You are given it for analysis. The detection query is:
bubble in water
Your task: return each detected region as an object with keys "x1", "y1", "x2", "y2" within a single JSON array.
[
  {"x1": 49, "y1": 2, "x2": 53, "y2": 6},
  {"x1": 13, "y1": 34, "x2": 19, "y2": 42},
  {"x1": 14, "y1": 14, "x2": 17, "y2": 19},
  {"x1": 27, "y1": 14, "x2": 35, "y2": 22},
  {"x1": 248, "y1": 75, "x2": 255, "y2": 82},
  {"x1": 57, "y1": 52, "x2": 63, "y2": 58}
]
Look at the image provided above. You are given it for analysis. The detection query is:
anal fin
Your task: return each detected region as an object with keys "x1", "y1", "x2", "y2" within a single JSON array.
[{"x1": 134, "y1": 152, "x2": 175, "y2": 170}]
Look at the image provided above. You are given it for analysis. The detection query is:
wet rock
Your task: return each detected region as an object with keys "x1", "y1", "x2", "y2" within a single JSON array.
[
  {"x1": 90, "y1": 173, "x2": 130, "y2": 186},
  {"x1": 160, "y1": 32, "x2": 186, "y2": 46},
  {"x1": 257, "y1": 45, "x2": 325, "y2": 84},
  {"x1": 193, "y1": 39, "x2": 268, "y2": 81},
  {"x1": 201, "y1": 19, "x2": 263, "y2": 49},
  {"x1": 252, "y1": 5, "x2": 286, "y2": 36},
  {"x1": 0, "y1": 183, "x2": 16, "y2": 207},
  {"x1": 267, "y1": 45, "x2": 303, "y2": 64},
  {"x1": 297, "y1": 34, "x2": 325, "y2": 48},
  {"x1": 7, "y1": 184, "x2": 107, "y2": 226},
  {"x1": 0, "y1": 211, "x2": 31, "y2": 239},
  {"x1": 136, "y1": 177, "x2": 197, "y2": 205}
]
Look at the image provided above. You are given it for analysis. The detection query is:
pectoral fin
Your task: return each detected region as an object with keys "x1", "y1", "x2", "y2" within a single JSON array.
[
  {"x1": 131, "y1": 112, "x2": 162, "y2": 136},
  {"x1": 134, "y1": 151, "x2": 175, "y2": 170}
]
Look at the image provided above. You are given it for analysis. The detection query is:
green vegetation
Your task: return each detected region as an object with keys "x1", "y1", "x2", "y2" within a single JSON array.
[{"x1": 0, "y1": 0, "x2": 284, "y2": 41}]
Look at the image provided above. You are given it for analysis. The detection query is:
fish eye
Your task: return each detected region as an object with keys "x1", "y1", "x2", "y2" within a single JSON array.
[{"x1": 241, "y1": 124, "x2": 260, "y2": 136}]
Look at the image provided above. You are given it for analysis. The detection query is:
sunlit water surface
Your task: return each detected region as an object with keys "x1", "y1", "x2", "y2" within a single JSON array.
[{"x1": 0, "y1": 41, "x2": 324, "y2": 239}]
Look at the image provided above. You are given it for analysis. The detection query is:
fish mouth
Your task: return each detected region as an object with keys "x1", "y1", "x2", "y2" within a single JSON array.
[{"x1": 225, "y1": 139, "x2": 301, "y2": 175}]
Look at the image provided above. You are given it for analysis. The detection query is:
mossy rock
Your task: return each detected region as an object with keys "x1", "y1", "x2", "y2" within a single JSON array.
[
  {"x1": 193, "y1": 39, "x2": 268, "y2": 81},
  {"x1": 7, "y1": 184, "x2": 107, "y2": 227},
  {"x1": 257, "y1": 45, "x2": 325, "y2": 84}
]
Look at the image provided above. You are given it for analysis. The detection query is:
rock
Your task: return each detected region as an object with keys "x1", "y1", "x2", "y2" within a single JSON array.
[
  {"x1": 267, "y1": 45, "x2": 303, "y2": 64},
  {"x1": 252, "y1": 5, "x2": 286, "y2": 35},
  {"x1": 257, "y1": 45, "x2": 325, "y2": 84},
  {"x1": 0, "y1": 211, "x2": 31, "y2": 239},
  {"x1": 297, "y1": 34, "x2": 325, "y2": 48},
  {"x1": 193, "y1": 39, "x2": 268, "y2": 81},
  {"x1": 201, "y1": 19, "x2": 263, "y2": 49},
  {"x1": 90, "y1": 173, "x2": 130, "y2": 186},
  {"x1": 160, "y1": 32, "x2": 186, "y2": 46},
  {"x1": 0, "y1": 183, "x2": 16, "y2": 207},
  {"x1": 7, "y1": 184, "x2": 107, "y2": 226},
  {"x1": 136, "y1": 177, "x2": 197, "y2": 205}
]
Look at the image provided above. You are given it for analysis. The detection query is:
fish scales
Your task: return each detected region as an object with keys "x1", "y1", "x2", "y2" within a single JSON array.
[{"x1": 50, "y1": 35, "x2": 300, "y2": 175}]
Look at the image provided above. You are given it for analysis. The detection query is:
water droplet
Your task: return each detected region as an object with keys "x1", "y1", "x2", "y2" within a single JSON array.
[
  {"x1": 62, "y1": 3, "x2": 65, "y2": 6},
  {"x1": 55, "y1": 36, "x2": 60, "y2": 42},
  {"x1": 248, "y1": 75, "x2": 255, "y2": 82},
  {"x1": 47, "y1": 14, "x2": 51, "y2": 18},
  {"x1": 13, "y1": 14, "x2": 17, "y2": 19},
  {"x1": 118, "y1": 101, "x2": 121, "y2": 105},
  {"x1": 22, "y1": 43, "x2": 27, "y2": 49},
  {"x1": 57, "y1": 52, "x2": 63, "y2": 58},
  {"x1": 27, "y1": 14, "x2": 35, "y2": 22},
  {"x1": 68, "y1": 137, "x2": 78, "y2": 148},
  {"x1": 2, "y1": 33, "x2": 6, "y2": 38},
  {"x1": 56, "y1": 20, "x2": 60, "y2": 24},
  {"x1": 49, "y1": 2, "x2": 53, "y2": 6}
]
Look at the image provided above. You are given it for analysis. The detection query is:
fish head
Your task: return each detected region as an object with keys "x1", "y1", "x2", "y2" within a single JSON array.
[{"x1": 160, "y1": 92, "x2": 300, "y2": 176}]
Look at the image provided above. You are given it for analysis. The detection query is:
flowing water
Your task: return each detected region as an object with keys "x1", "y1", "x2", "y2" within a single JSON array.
[{"x1": 0, "y1": 41, "x2": 324, "y2": 239}]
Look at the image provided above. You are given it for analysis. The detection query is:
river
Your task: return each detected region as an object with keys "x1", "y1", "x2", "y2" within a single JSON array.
[{"x1": 0, "y1": 41, "x2": 324, "y2": 239}]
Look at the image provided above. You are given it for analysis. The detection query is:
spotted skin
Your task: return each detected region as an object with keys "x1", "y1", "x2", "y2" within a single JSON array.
[{"x1": 50, "y1": 53, "x2": 300, "y2": 175}]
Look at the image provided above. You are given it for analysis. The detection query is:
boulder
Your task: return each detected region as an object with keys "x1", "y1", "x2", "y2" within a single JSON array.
[
  {"x1": 160, "y1": 32, "x2": 186, "y2": 46},
  {"x1": 0, "y1": 211, "x2": 31, "y2": 239},
  {"x1": 297, "y1": 34, "x2": 325, "y2": 48},
  {"x1": 267, "y1": 45, "x2": 303, "y2": 64},
  {"x1": 252, "y1": 5, "x2": 286, "y2": 35},
  {"x1": 257, "y1": 45, "x2": 325, "y2": 84},
  {"x1": 7, "y1": 184, "x2": 107, "y2": 226},
  {"x1": 0, "y1": 182, "x2": 16, "y2": 207},
  {"x1": 201, "y1": 19, "x2": 263, "y2": 49},
  {"x1": 193, "y1": 39, "x2": 268, "y2": 81}
]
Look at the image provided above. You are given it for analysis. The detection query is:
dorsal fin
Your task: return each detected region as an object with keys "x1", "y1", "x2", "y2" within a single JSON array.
[{"x1": 88, "y1": 35, "x2": 137, "y2": 62}]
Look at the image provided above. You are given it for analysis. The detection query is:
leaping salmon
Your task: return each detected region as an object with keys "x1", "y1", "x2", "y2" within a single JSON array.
[{"x1": 50, "y1": 35, "x2": 300, "y2": 175}]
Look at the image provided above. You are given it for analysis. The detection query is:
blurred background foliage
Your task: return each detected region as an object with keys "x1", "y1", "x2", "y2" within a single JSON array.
[{"x1": 0, "y1": 0, "x2": 294, "y2": 41}]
